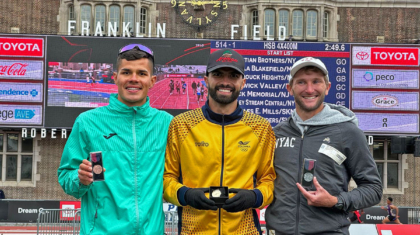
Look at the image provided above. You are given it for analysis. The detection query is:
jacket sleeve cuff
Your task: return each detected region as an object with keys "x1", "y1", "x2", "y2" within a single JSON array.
[
  {"x1": 177, "y1": 186, "x2": 190, "y2": 206},
  {"x1": 253, "y1": 189, "x2": 263, "y2": 208}
]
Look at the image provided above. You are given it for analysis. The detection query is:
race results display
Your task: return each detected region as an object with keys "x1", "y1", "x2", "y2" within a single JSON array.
[{"x1": 211, "y1": 41, "x2": 350, "y2": 126}]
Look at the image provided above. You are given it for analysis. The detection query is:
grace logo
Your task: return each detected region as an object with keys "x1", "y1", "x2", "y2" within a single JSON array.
[
  {"x1": 372, "y1": 95, "x2": 398, "y2": 108},
  {"x1": 238, "y1": 141, "x2": 251, "y2": 152},
  {"x1": 356, "y1": 51, "x2": 369, "y2": 60}
]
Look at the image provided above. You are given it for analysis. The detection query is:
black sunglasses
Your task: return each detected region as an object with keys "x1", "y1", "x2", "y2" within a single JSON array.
[{"x1": 118, "y1": 44, "x2": 154, "y2": 59}]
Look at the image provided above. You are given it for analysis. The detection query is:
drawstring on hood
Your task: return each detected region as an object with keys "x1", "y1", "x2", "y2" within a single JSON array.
[{"x1": 291, "y1": 103, "x2": 358, "y2": 135}]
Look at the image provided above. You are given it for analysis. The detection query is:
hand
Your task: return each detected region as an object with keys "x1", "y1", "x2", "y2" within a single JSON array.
[
  {"x1": 185, "y1": 188, "x2": 217, "y2": 210},
  {"x1": 222, "y1": 189, "x2": 256, "y2": 212},
  {"x1": 296, "y1": 177, "x2": 338, "y2": 207},
  {"x1": 78, "y1": 159, "x2": 92, "y2": 185}
]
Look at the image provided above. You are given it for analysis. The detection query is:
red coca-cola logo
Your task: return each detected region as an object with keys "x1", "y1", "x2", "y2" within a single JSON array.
[{"x1": 0, "y1": 63, "x2": 28, "y2": 76}]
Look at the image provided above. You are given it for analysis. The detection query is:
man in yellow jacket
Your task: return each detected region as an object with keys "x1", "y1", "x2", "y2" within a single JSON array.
[{"x1": 164, "y1": 48, "x2": 276, "y2": 235}]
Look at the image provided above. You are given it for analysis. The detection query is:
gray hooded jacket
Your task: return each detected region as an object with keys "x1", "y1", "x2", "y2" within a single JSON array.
[{"x1": 265, "y1": 103, "x2": 382, "y2": 235}]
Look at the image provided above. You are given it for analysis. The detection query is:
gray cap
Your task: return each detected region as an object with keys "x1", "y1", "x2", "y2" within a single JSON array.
[
  {"x1": 289, "y1": 57, "x2": 329, "y2": 82},
  {"x1": 207, "y1": 49, "x2": 245, "y2": 75}
]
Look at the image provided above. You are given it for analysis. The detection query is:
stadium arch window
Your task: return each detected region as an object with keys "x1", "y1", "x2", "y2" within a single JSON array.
[
  {"x1": 80, "y1": 4, "x2": 92, "y2": 34},
  {"x1": 292, "y1": 10, "x2": 303, "y2": 38},
  {"x1": 323, "y1": 11, "x2": 329, "y2": 38},
  {"x1": 278, "y1": 9, "x2": 289, "y2": 38},
  {"x1": 124, "y1": 5, "x2": 135, "y2": 34},
  {"x1": 306, "y1": 10, "x2": 317, "y2": 39},
  {"x1": 110, "y1": 5, "x2": 121, "y2": 33},
  {"x1": 264, "y1": 9, "x2": 275, "y2": 37},
  {"x1": 95, "y1": 5, "x2": 106, "y2": 32},
  {"x1": 68, "y1": 4, "x2": 75, "y2": 20},
  {"x1": 252, "y1": 9, "x2": 259, "y2": 36},
  {"x1": 0, "y1": 132, "x2": 38, "y2": 187},
  {"x1": 139, "y1": 7, "x2": 148, "y2": 35}
]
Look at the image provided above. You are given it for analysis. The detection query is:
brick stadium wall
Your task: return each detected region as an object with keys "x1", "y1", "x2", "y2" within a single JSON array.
[
  {"x1": 0, "y1": 0, "x2": 60, "y2": 35},
  {"x1": 337, "y1": 7, "x2": 420, "y2": 44}
]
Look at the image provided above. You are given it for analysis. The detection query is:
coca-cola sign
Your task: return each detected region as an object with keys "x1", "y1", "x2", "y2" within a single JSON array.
[
  {"x1": 0, "y1": 60, "x2": 43, "y2": 80},
  {"x1": 0, "y1": 37, "x2": 44, "y2": 57}
]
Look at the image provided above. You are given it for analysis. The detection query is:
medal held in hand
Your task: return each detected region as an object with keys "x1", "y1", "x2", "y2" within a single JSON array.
[
  {"x1": 209, "y1": 186, "x2": 229, "y2": 208},
  {"x1": 300, "y1": 158, "x2": 316, "y2": 190},
  {"x1": 90, "y1": 151, "x2": 105, "y2": 181}
]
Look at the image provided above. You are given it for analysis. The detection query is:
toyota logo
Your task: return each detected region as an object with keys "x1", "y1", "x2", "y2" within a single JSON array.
[{"x1": 356, "y1": 51, "x2": 369, "y2": 60}]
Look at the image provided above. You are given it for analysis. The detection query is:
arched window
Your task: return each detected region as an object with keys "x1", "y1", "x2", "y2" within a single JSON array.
[
  {"x1": 306, "y1": 10, "x2": 317, "y2": 37},
  {"x1": 323, "y1": 12, "x2": 329, "y2": 38},
  {"x1": 110, "y1": 5, "x2": 121, "y2": 31},
  {"x1": 124, "y1": 6, "x2": 135, "y2": 33},
  {"x1": 251, "y1": 10, "x2": 258, "y2": 36},
  {"x1": 139, "y1": 7, "x2": 147, "y2": 34},
  {"x1": 264, "y1": 9, "x2": 275, "y2": 37},
  {"x1": 68, "y1": 4, "x2": 75, "y2": 20},
  {"x1": 279, "y1": 10, "x2": 289, "y2": 38},
  {"x1": 95, "y1": 5, "x2": 105, "y2": 31},
  {"x1": 81, "y1": 5, "x2": 92, "y2": 30},
  {"x1": 292, "y1": 10, "x2": 303, "y2": 37}
]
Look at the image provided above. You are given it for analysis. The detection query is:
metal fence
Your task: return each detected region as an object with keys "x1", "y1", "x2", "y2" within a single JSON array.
[
  {"x1": 164, "y1": 211, "x2": 178, "y2": 235},
  {"x1": 37, "y1": 208, "x2": 81, "y2": 235},
  {"x1": 408, "y1": 207, "x2": 420, "y2": 224},
  {"x1": 37, "y1": 209, "x2": 178, "y2": 235}
]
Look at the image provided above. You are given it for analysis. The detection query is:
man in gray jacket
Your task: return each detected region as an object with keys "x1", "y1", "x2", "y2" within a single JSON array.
[{"x1": 265, "y1": 57, "x2": 382, "y2": 235}]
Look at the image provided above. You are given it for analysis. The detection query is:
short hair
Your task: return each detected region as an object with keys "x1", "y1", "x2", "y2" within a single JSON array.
[
  {"x1": 387, "y1": 197, "x2": 393, "y2": 202},
  {"x1": 289, "y1": 66, "x2": 328, "y2": 86},
  {"x1": 116, "y1": 49, "x2": 154, "y2": 74}
]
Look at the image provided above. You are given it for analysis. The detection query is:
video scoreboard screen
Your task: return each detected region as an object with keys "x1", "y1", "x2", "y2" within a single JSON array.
[{"x1": 0, "y1": 34, "x2": 418, "y2": 135}]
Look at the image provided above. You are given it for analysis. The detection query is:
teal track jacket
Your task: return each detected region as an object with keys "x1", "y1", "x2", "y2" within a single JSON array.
[{"x1": 58, "y1": 94, "x2": 173, "y2": 235}]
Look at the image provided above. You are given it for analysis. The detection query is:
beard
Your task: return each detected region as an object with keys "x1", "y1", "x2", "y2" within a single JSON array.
[
  {"x1": 208, "y1": 84, "x2": 240, "y2": 105},
  {"x1": 294, "y1": 92, "x2": 325, "y2": 113}
]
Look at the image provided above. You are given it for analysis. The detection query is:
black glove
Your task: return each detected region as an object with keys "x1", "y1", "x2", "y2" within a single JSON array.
[
  {"x1": 222, "y1": 188, "x2": 256, "y2": 212},
  {"x1": 185, "y1": 188, "x2": 218, "y2": 210}
]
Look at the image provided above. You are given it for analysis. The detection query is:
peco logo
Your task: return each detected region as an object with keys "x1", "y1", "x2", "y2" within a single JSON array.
[
  {"x1": 0, "y1": 37, "x2": 44, "y2": 57},
  {"x1": 372, "y1": 95, "x2": 398, "y2": 108}
]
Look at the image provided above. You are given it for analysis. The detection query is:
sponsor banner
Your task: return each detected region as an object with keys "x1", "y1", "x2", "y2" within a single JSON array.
[
  {"x1": 376, "y1": 224, "x2": 420, "y2": 235},
  {"x1": 0, "y1": 37, "x2": 44, "y2": 57},
  {"x1": 0, "y1": 104, "x2": 42, "y2": 125},
  {"x1": 352, "y1": 46, "x2": 419, "y2": 66},
  {"x1": 352, "y1": 69, "x2": 419, "y2": 89},
  {"x1": 349, "y1": 224, "x2": 378, "y2": 235},
  {"x1": 352, "y1": 91, "x2": 419, "y2": 111},
  {"x1": 257, "y1": 206, "x2": 267, "y2": 225},
  {"x1": 7, "y1": 200, "x2": 60, "y2": 222},
  {"x1": 0, "y1": 82, "x2": 43, "y2": 102},
  {"x1": 0, "y1": 60, "x2": 44, "y2": 80},
  {"x1": 356, "y1": 113, "x2": 419, "y2": 134},
  {"x1": 59, "y1": 201, "x2": 81, "y2": 221},
  {"x1": 164, "y1": 74, "x2": 195, "y2": 78},
  {"x1": 360, "y1": 207, "x2": 408, "y2": 224}
]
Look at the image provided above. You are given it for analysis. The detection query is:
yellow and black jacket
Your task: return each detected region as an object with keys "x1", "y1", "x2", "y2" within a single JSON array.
[{"x1": 163, "y1": 102, "x2": 276, "y2": 235}]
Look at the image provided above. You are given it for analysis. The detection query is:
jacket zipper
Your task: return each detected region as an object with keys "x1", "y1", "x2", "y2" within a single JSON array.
[
  {"x1": 295, "y1": 134, "x2": 305, "y2": 235},
  {"x1": 133, "y1": 109, "x2": 140, "y2": 233},
  {"x1": 219, "y1": 115, "x2": 225, "y2": 235}
]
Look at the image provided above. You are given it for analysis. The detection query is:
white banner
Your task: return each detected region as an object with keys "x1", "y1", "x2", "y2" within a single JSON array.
[
  {"x1": 0, "y1": 82, "x2": 43, "y2": 102},
  {"x1": 0, "y1": 60, "x2": 43, "y2": 80},
  {"x1": 0, "y1": 104, "x2": 42, "y2": 125}
]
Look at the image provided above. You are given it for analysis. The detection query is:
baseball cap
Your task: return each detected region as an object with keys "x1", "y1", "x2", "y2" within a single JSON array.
[
  {"x1": 289, "y1": 57, "x2": 329, "y2": 82},
  {"x1": 207, "y1": 49, "x2": 245, "y2": 76}
]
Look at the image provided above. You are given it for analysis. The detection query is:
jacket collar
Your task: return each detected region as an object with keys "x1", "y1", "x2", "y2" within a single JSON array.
[
  {"x1": 107, "y1": 93, "x2": 151, "y2": 117},
  {"x1": 201, "y1": 100, "x2": 243, "y2": 125}
]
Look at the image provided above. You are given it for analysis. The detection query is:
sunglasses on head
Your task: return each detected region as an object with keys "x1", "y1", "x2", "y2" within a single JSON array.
[{"x1": 118, "y1": 44, "x2": 154, "y2": 58}]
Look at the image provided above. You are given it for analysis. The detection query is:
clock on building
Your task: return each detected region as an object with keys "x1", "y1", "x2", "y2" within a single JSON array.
[{"x1": 171, "y1": 0, "x2": 228, "y2": 31}]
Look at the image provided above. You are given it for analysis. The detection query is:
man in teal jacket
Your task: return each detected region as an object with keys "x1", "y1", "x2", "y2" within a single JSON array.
[{"x1": 57, "y1": 44, "x2": 173, "y2": 235}]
